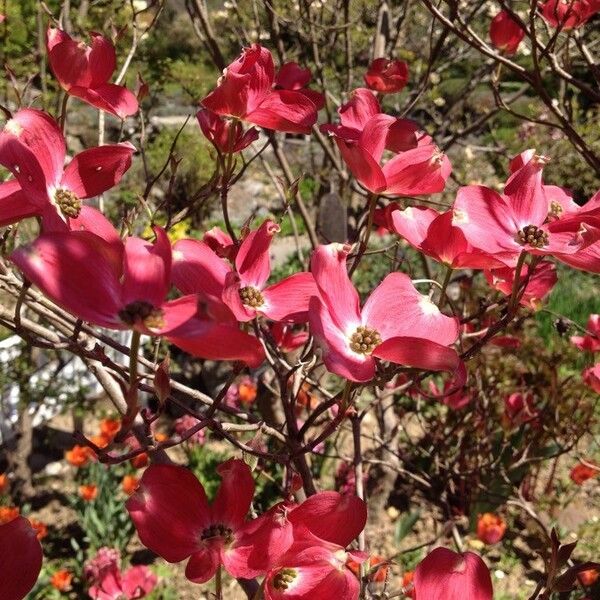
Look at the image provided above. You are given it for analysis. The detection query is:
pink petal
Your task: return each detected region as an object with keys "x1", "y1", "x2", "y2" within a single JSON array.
[
  {"x1": 222, "y1": 271, "x2": 256, "y2": 322},
  {"x1": 385, "y1": 118, "x2": 424, "y2": 152},
  {"x1": 333, "y1": 136, "x2": 387, "y2": 194},
  {"x1": 372, "y1": 337, "x2": 464, "y2": 387},
  {"x1": 421, "y1": 211, "x2": 470, "y2": 266},
  {"x1": 247, "y1": 89, "x2": 318, "y2": 134},
  {"x1": 211, "y1": 458, "x2": 255, "y2": 529},
  {"x1": 122, "y1": 227, "x2": 171, "y2": 308},
  {"x1": 452, "y1": 185, "x2": 520, "y2": 256},
  {"x1": 556, "y1": 240, "x2": 600, "y2": 273},
  {"x1": 65, "y1": 205, "x2": 123, "y2": 253},
  {"x1": 310, "y1": 244, "x2": 361, "y2": 333},
  {"x1": 414, "y1": 547, "x2": 493, "y2": 600},
  {"x1": 121, "y1": 565, "x2": 158, "y2": 598},
  {"x1": 150, "y1": 294, "x2": 199, "y2": 335},
  {"x1": 261, "y1": 272, "x2": 318, "y2": 323},
  {"x1": 10, "y1": 232, "x2": 124, "y2": 329},
  {"x1": 338, "y1": 88, "x2": 381, "y2": 130},
  {"x1": 61, "y1": 143, "x2": 135, "y2": 199},
  {"x1": 388, "y1": 205, "x2": 439, "y2": 249},
  {"x1": 185, "y1": 546, "x2": 221, "y2": 584},
  {"x1": 88, "y1": 33, "x2": 117, "y2": 87},
  {"x1": 504, "y1": 152, "x2": 548, "y2": 227},
  {"x1": 202, "y1": 71, "x2": 253, "y2": 119},
  {"x1": 69, "y1": 83, "x2": 139, "y2": 119},
  {"x1": 0, "y1": 516, "x2": 43, "y2": 600},
  {"x1": 0, "y1": 180, "x2": 39, "y2": 226},
  {"x1": 275, "y1": 62, "x2": 312, "y2": 89},
  {"x1": 236, "y1": 220, "x2": 279, "y2": 288},
  {"x1": 126, "y1": 464, "x2": 210, "y2": 563},
  {"x1": 362, "y1": 272, "x2": 458, "y2": 345},
  {"x1": 288, "y1": 491, "x2": 367, "y2": 547},
  {"x1": 309, "y1": 296, "x2": 375, "y2": 383},
  {"x1": 47, "y1": 27, "x2": 93, "y2": 89},
  {"x1": 358, "y1": 114, "x2": 396, "y2": 163},
  {"x1": 167, "y1": 318, "x2": 265, "y2": 367}
]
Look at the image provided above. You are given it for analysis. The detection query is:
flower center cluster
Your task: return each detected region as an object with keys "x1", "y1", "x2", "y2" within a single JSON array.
[
  {"x1": 516, "y1": 225, "x2": 549, "y2": 248},
  {"x1": 272, "y1": 568, "x2": 298, "y2": 590},
  {"x1": 54, "y1": 188, "x2": 82, "y2": 218},
  {"x1": 548, "y1": 200, "x2": 563, "y2": 219},
  {"x1": 350, "y1": 325, "x2": 382, "y2": 355},
  {"x1": 118, "y1": 301, "x2": 165, "y2": 330},
  {"x1": 201, "y1": 523, "x2": 233, "y2": 542},
  {"x1": 239, "y1": 285, "x2": 264, "y2": 308}
]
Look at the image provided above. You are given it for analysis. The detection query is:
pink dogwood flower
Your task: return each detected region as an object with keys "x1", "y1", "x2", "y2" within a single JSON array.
[
  {"x1": 309, "y1": 243, "x2": 463, "y2": 383},
  {"x1": 172, "y1": 220, "x2": 318, "y2": 323},
  {"x1": 126, "y1": 459, "x2": 288, "y2": 584},
  {"x1": 202, "y1": 44, "x2": 320, "y2": 134},
  {"x1": 452, "y1": 150, "x2": 599, "y2": 267},
  {"x1": 379, "y1": 204, "x2": 503, "y2": 270},
  {"x1": 321, "y1": 89, "x2": 451, "y2": 196},
  {"x1": 47, "y1": 28, "x2": 139, "y2": 118},
  {"x1": 0, "y1": 516, "x2": 43, "y2": 600},
  {"x1": 364, "y1": 58, "x2": 409, "y2": 94},
  {"x1": 489, "y1": 11, "x2": 525, "y2": 55},
  {"x1": 0, "y1": 108, "x2": 134, "y2": 233},
  {"x1": 197, "y1": 108, "x2": 259, "y2": 154},
  {"x1": 413, "y1": 547, "x2": 493, "y2": 600},
  {"x1": 274, "y1": 62, "x2": 325, "y2": 110},
  {"x1": 11, "y1": 226, "x2": 197, "y2": 335},
  {"x1": 540, "y1": 0, "x2": 600, "y2": 29},
  {"x1": 571, "y1": 314, "x2": 600, "y2": 352}
]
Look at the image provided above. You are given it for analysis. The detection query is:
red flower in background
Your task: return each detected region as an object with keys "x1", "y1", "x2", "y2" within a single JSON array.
[
  {"x1": 197, "y1": 108, "x2": 259, "y2": 154},
  {"x1": 322, "y1": 89, "x2": 451, "y2": 196},
  {"x1": 570, "y1": 461, "x2": 598, "y2": 485},
  {"x1": 489, "y1": 11, "x2": 525, "y2": 55},
  {"x1": 476, "y1": 513, "x2": 507, "y2": 545},
  {"x1": 413, "y1": 547, "x2": 493, "y2": 600},
  {"x1": 0, "y1": 109, "x2": 134, "y2": 232},
  {"x1": 202, "y1": 44, "x2": 320, "y2": 134},
  {"x1": 274, "y1": 62, "x2": 325, "y2": 110},
  {"x1": 47, "y1": 28, "x2": 139, "y2": 118},
  {"x1": 51, "y1": 569, "x2": 73, "y2": 592},
  {"x1": 571, "y1": 314, "x2": 600, "y2": 351},
  {"x1": 364, "y1": 58, "x2": 409, "y2": 93},
  {"x1": 583, "y1": 363, "x2": 600, "y2": 393},
  {"x1": 309, "y1": 243, "x2": 463, "y2": 383},
  {"x1": 540, "y1": 0, "x2": 600, "y2": 29},
  {"x1": 11, "y1": 226, "x2": 198, "y2": 336},
  {"x1": 0, "y1": 516, "x2": 43, "y2": 600},
  {"x1": 503, "y1": 392, "x2": 539, "y2": 426}
]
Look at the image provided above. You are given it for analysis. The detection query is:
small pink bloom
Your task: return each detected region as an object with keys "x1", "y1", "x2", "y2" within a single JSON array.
[
  {"x1": 309, "y1": 243, "x2": 463, "y2": 383},
  {"x1": 0, "y1": 109, "x2": 134, "y2": 233},
  {"x1": 174, "y1": 415, "x2": 206, "y2": 445},
  {"x1": 270, "y1": 322, "x2": 309, "y2": 352},
  {"x1": 47, "y1": 28, "x2": 138, "y2": 118},
  {"x1": 11, "y1": 226, "x2": 197, "y2": 335},
  {"x1": 489, "y1": 11, "x2": 525, "y2": 55},
  {"x1": 571, "y1": 314, "x2": 600, "y2": 352},
  {"x1": 583, "y1": 363, "x2": 600, "y2": 393},
  {"x1": 0, "y1": 516, "x2": 43, "y2": 600},
  {"x1": 484, "y1": 261, "x2": 557, "y2": 309},
  {"x1": 364, "y1": 58, "x2": 409, "y2": 94},
  {"x1": 202, "y1": 45, "x2": 320, "y2": 134},
  {"x1": 321, "y1": 89, "x2": 451, "y2": 197},
  {"x1": 413, "y1": 547, "x2": 493, "y2": 600},
  {"x1": 476, "y1": 513, "x2": 507, "y2": 545},
  {"x1": 197, "y1": 108, "x2": 259, "y2": 154},
  {"x1": 504, "y1": 392, "x2": 539, "y2": 425}
]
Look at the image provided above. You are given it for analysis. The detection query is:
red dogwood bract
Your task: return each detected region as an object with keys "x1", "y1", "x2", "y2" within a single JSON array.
[
  {"x1": 413, "y1": 547, "x2": 493, "y2": 600},
  {"x1": 571, "y1": 314, "x2": 600, "y2": 351},
  {"x1": 0, "y1": 516, "x2": 43, "y2": 600},
  {"x1": 321, "y1": 88, "x2": 451, "y2": 196},
  {"x1": 47, "y1": 28, "x2": 139, "y2": 118},
  {"x1": 540, "y1": 0, "x2": 600, "y2": 29},
  {"x1": 0, "y1": 109, "x2": 134, "y2": 232},
  {"x1": 489, "y1": 11, "x2": 525, "y2": 55},
  {"x1": 309, "y1": 243, "x2": 463, "y2": 382},
  {"x1": 202, "y1": 44, "x2": 320, "y2": 134},
  {"x1": 364, "y1": 58, "x2": 409, "y2": 93},
  {"x1": 197, "y1": 108, "x2": 259, "y2": 154}
]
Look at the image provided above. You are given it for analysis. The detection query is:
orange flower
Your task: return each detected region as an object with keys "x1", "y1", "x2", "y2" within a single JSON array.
[
  {"x1": 122, "y1": 475, "x2": 139, "y2": 496},
  {"x1": 477, "y1": 512, "x2": 507, "y2": 545},
  {"x1": 570, "y1": 462, "x2": 598, "y2": 485},
  {"x1": 579, "y1": 568, "x2": 599, "y2": 586},
  {"x1": 50, "y1": 569, "x2": 73, "y2": 592},
  {"x1": 347, "y1": 554, "x2": 388, "y2": 583},
  {"x1": 78, "y1": 484, "x2": 98, "y2": 502},
  {"x1": 131, "y1": 452, "x2": 148, "y2": 469},
  {"x1": 100, "y1": 418, "x2": 120, "y2": 441},
  {"x1": 154, "y1": 432, "x2": 169, "y2": 443},
  {"x1": 0, "y1": 505, "x2": 19, "y2": 524},
  {"x1": 29, "y1": 518, "x2": 47, "y2": 540},
  {"x1": 238, "y1": 380, "x2": 258, "y2": 405},
  {"x1": 402, "y1": 571, "x2": 416, "y2": 599},
  {"x1": 89, "y1": 434, "x2": 111, "y2": 449},
  {"x1": 65, "y1": 445, "x2": 95, "y2": 467},
  {"x1": 0, "y1": 473, "x2": 8, "y2": 494}
]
